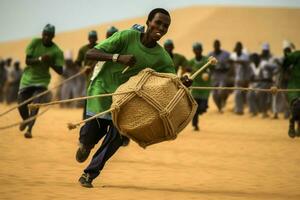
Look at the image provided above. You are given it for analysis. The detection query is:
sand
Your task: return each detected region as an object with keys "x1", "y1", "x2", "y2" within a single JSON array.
[
  {"x1": 1, "y1": 5, "x2": 300, "y2": 200},
  {"x1": 0, "y1": 96, "x2": 300, "y2": 200}
]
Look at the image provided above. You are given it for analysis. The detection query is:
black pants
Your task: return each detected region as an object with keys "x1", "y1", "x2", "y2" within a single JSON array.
[
  {"x1": 192, "y1": 98, "x2": 208, "y2": 128},
  {"x1": 79, "y1": 118, "x2": 124, "y2": 179},
  {"x1": 17, "y1": 86, "x2": 48, "y2": 132}
]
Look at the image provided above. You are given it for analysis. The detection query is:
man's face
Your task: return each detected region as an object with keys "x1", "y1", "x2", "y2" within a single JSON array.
[
  {"x1": 235, "y1": 43, "x2": 242, "y2": 54},
  {"x1": 42, "y1": 31, "x2": 54, "y2": 46},
  {"x1": 147, "y1": 13, "x2": 171, "y2": 41},
  {"x1": 193, "y1": 48, "x2": 202, "y2": 57},
  {"x1": 89, "y1": 36, "x2": 97, "y2": 44},
  {"x1": 214, "y1": 41, "x2": 221, "y2": 51}
]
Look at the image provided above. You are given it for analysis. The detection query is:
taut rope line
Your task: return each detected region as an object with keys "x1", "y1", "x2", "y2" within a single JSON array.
[
  {"x1": 0, "y1": 108, "x2": 50, "y2": 130},
  {"x1": 0, "y1": 67, "x2": 88, "y2": 117}
]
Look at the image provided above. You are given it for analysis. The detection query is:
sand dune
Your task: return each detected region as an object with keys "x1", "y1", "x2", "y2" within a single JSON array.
[
  {"x1": 1, "y1": 6, "x2": 300, "y2": 65},
  {"x1": 1, "y1": 6, "x2": 300, "y2": 200}
]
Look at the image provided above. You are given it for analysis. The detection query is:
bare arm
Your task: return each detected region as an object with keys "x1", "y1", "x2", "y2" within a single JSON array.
[
  {"x1": 26, "y1": 55, "x2": 63, "y2": 75},
  {"x1": 86, "y1": 48, "x2": 136, "y2": 66}
]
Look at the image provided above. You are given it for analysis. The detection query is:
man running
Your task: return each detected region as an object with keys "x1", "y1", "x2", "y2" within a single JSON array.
[
  {"x1": 76, "y1": 8, "x2": 179, "y2": 188},
  {"x1": 164, "y1": 39, "x2": 188, "y2": 76},
  {"x1": 18, "y1": 24, "x2": 64, "y2": 138},
  {"x1": 189, "y1": 42, "x2": 211, "y2": 131}
]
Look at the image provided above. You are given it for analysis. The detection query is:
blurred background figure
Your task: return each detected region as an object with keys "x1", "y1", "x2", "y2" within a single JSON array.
[
  {"x1": 272, "y1": 40, "x2": 295, "y2": 119},
  {"x1": 17, "y1": 24, "x2": 64, "y2": 138},
  {"x1": 247, "y1": 53, "x2": 261, "y2": 116},
  {"x1": 257, "y1": 43, "x2": 279, "y2": 118},
  {"x1": 282, "y1": 49, "x2": 300, "y2": 137},
  {"x1": 60, "y1": 50, "x2": 81, "y2": 108},
  {"x1": 230, "y1": 41, "x2": 251, "y2": 115},
  {"x1": 0, "y1": 59, "x2": 7, "y2": 102},
  {"x1": 75, "y1": 30, "x2": 99, "y2": 116},
  {"x1": 106, "y1": 26, "x2": 118, "y2": 38},
  {"x1": 189, "y1": 42, "x2": 211, "y2": 131},
  {"x1": 5, "y1": 60, "x2": 22, "y2": 104},
  {"x1": 131, "y1": 24, "x2": 145, "y2": 33},
  {"x1": 163, "y1": 39, "x2": 188, "y2": 77},
  {"x1": 208, "y1": 39, "x2": 231, "y2": 113}
]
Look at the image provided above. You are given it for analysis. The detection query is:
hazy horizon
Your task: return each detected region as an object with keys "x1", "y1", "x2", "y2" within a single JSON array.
[{"x1": 1, "y1": 0, "x2": 300, "y2": 42}]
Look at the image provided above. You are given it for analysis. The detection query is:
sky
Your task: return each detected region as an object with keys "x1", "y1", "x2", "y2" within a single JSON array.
[{"x1": 1, "y1": 0, "x2": 300, "y2": 42}]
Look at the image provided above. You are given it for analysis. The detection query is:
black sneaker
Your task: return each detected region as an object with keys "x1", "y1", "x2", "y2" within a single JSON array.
[
  {"x1": 296, "y1": 128, "x2": 300, "y2": 137},
  {"x1": 288, "y1": 128, "x2": 296, "y2": 138},
  {"x1": 76, "y1": 145, "x2": 91, "y2": 163},
  {"x1": 122, "y1": 136, "x2": 130, "y2": 147},
  {"x1": 19, "y1": 122, "x2": 27, "y2": 131},
  {"x1": 78, "y1": 173, "x2": 93, "y2": 188},
  {"x1": 24, "y1": 131, "x2": 32, "y2": 139},
  {"x1": 193, "y1": 126, "x2": 199, "y2": 131}
]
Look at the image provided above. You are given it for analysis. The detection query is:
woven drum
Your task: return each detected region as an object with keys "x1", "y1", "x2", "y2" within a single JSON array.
[{"x1": 111, "y1": 68, "x2": 197, "y2": 148}]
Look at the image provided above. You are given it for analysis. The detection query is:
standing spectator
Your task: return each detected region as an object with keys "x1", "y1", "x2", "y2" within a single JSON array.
[
  {"x1": 257, "y1": 43, "x2": 278, "y2": 118},
  {"x1": 61, "y1": 51, "x2": 81, "y2": 108},
  {"x1": 0, "y1": 59, "x2": 6, "y2": 102},
  {"x1": 247, "y1": 53, "x2": 261, "y2": 116},
  {"x1": 6, "y1": 61, "x2": 22, "y2": 104},
  {"x1": 230, "y1": 42, "x2": 251, "y2": 115},
  {"x1": 208, "y1": 39, "x2": 231, "y2": 113}
]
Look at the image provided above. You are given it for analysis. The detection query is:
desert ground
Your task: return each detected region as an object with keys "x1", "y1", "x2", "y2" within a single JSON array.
[
  {"x1": 1, "y1": 5, "x2": 300, "y2": 200},
  {"x1": 0, "y1": 95, "x2": 300, "y2": 200}
]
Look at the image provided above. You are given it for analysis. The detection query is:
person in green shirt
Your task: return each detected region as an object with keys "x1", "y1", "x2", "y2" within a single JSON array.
[
  {"x1": 75, "y1": 8, "x2": 190, "y2": 188},
  {"x1": 75, "y1": 30, "x2": 98, "y2": 119},
  {"x1": 18, "y1": 24, "x2": 64, "y2": 138},
  {"x1": 106, "y1": 26, "x2": 118, "y2": 38},
  {"x1": 164, "y1": 39, "x2": 188, "y2": 76},
  {"x1": 75, "y1": 30, "x2": 98, "y2": 69},
  {"x1": 282, "y1": 50, "x2": 300, "y2": 138},
  {"x1": 188, "y1": 42, "x2": 211, "y2": 131},
  {"x1": 131, "y1": 24, "x2": 145, "y2": 33}
]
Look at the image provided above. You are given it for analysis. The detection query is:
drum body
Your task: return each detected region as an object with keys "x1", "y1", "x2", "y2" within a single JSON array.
[{"x1": 111, "y1": 68, "x2": 197, "y2": 148}]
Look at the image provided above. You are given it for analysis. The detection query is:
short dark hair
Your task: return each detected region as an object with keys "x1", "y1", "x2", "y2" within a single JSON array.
[{"x1": 147, "y1": 8, "x2": 170, "y2": 22}]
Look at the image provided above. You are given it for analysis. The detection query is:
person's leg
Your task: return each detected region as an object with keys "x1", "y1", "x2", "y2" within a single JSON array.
[
  {"x1": 24, "y1": 87, "x2": 48, "y2": 138},
  {"x1": 76, "y1": 118, "x2": 108, "y2": 163},
  {"x1": 192, "y1": 98, "x2": 201, "y2": 131},
  {"x1": 17, "y1": 87, "x2": 35, "y2": 132},
  {"x1": 213, "y1": 90, "x2": 222, "y2": 113},
  {"x1": 79, "y1": 122, "x2": 123, "y2": 187},
  {"x1": 234, "y1": 90, "x2": 243, "y2": 115}
]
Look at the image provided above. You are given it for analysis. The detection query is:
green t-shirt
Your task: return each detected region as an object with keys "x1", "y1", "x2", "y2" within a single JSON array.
[
  {"x1": 189, "y1": 56, "x2": 211, "y2": 99},
  {"x1": 284, "y1": 51, "x2": 300, "y2": 102},
  {"x1": 20, "y1": 38, "x2": 64, "y2": 89},
  {"x1": 172, "y1": 53, "x2": 188, "y2": 72},
  {"x1": 75, "y1": 43, "x2": 97, "y2": 67},
  {"x1": 86, "y1": 29, "x2": 175, "y2": 117}
]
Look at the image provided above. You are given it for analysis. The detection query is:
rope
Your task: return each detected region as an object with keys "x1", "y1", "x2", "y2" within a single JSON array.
[
  {"x1": 0, "y1": 68, "x2": 88, "y2": 117},
  {"x1": 67, "y1": 108, "x2": 114, "y2": 130},
  {"x1": 190, "y1": 86, "x2": 300, "y2": 94},
  {"x1": 0, "y1": 108, "x2": 50, "y2": 130},
  {"x1": 190, "y1": 56, "x2": 217, "y2": 80},
  {"x1": 28, "y1": 90, "x2": 134, "y2": 109}
]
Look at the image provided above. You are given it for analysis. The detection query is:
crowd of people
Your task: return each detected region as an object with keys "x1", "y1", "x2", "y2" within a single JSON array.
[
  {"x1": 163, "y1": 38, "x2": 297, "y2": 131},
  {"x1": 1, "y1": 7, "x2": 299, "y2": 188}
]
